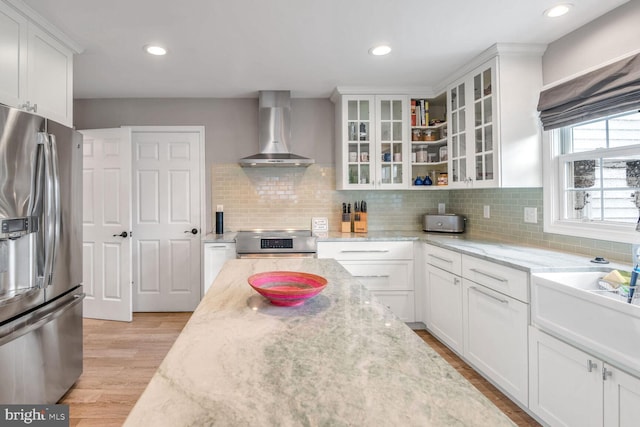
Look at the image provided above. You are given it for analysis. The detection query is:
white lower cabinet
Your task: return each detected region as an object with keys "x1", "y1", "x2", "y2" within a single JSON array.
[
  {"x1": 529, "y1": 327, "x2": 640, "y2": 427},
  {"x1": 463, "y1": 280, "x2": 528, "y2": 405},
  {"x1": 317, "y1": 241, "x2": 415, "y2": 322},
  {"x1": 202, "y1": 242, "x2": 236, "y2": 296},
  {"x1": 426, "y1": 264, "x2": 463, "y2": 354},
  {"x1": 424, "y1": 243, "x2": 529, "y2": 406}
]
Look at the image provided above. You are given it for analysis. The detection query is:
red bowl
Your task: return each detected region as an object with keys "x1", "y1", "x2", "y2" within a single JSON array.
[{"x1": 247, "y1": 271, "x2": 328, "y2": 307}]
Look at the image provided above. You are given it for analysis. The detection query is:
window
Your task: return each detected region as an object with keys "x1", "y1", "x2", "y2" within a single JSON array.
[{"x1": 544, "y1": 110, "x2": 640, "y2": 244}]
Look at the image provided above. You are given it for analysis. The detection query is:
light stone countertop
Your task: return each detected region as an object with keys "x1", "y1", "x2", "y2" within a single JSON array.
[
  {"x1": 319, "y1": 231, "x2": 631, "y2": 272},
  {"x1": 124, "y1": 258, "x2": 516, "y2": 427},
  {"x1": 204, "y1": 230, "x2": 631, "y2": 272}
]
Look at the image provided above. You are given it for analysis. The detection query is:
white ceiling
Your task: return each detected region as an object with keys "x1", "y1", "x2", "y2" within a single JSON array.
[{"x1": 21, "y1": 0, "x2": 629, "y2": 99}]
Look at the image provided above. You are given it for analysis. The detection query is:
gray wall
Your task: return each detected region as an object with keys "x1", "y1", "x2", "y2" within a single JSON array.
[
  {"x1": 73, "y1": 97, "x2": 335, "y2": 231},
  {"x1": 74, "y1": 97, "x2": 334, "y2": 164},
  {"x1": 542, "y1": 0, "x2": 640, "y2": 85}
]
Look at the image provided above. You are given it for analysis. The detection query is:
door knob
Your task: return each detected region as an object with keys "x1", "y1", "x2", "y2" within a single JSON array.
[
  {"x1": 113, "y1": 231, "x2": 128, "y2": 238},
  {"x1": 185, "y1": 228, "x2": 198, "y2": 235}
]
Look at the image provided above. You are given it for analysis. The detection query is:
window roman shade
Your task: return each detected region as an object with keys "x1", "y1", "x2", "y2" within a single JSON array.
[{"x1": 537, "y1": 53, "x2": 640, "y2": 130}]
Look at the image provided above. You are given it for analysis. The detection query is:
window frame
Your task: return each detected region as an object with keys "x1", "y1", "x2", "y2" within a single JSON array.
[{"x1": 543, "y1": 125, "x2": 640, "y2": 244}]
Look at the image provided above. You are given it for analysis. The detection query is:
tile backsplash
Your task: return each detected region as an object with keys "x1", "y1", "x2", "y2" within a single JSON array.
[
  {"x1": 212, "y1": 164, "x2": 632, "y2": 263},
  {"x1": 211, "y1": 164, "x2": 446, "y2": 232}
]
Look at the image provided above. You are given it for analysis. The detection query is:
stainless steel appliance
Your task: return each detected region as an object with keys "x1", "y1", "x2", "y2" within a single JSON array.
[
  {"x1": 0, "y1": 104, "x2": 84, "y2": 404},
  {"x1": 238, "y1": 91, "x2": 314, "y2": 167},
  {"x1": 235, "y1": 230, "x2": 317, "y2": 258},
  {"x1": 423, "y1": 214, "x2": 466, "y2": 233}
]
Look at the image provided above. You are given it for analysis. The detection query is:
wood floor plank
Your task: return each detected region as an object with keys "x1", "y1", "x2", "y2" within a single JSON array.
[{"x1": 60, "y1": 313, "x2": 539, "y2": 426}]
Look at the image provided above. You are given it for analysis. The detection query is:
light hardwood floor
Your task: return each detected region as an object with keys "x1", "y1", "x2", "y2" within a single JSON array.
[{"x1": 61, "y1": 313, "x2": 539, "y2": 426}]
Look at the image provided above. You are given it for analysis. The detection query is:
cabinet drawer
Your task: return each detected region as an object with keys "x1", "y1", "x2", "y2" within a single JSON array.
[
  {"x1": 462, "y1": 255, "x2": 528, "y2": 302},
  {"x1": 339, "y1": 260, "x2": 414, "y2": 291},
  {"x1": 318, "y1": 241, "x2": 413, "y2": 260},
  {"x1": 424, "y1": 244, "x2": 462, "y2": 276}
]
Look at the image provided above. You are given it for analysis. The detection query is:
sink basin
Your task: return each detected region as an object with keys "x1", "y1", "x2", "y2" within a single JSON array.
[
  {"x1": 535, "y1": 270, "x2": 634, "y2": 303},
  {"x1": 532, "y1": 269, "x2": 640, "y2": 376}
]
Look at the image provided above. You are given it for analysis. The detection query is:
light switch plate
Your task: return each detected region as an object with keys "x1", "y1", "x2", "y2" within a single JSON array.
[
  {"x1": 524, "y1": 207, "x2": 538, "y2": 223},
  {"x1": 483, "y1": 205, "x2": 490, "y2": 219}
]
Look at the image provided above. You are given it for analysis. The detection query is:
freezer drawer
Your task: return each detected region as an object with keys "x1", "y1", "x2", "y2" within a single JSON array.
[{"x1": 0, "y1": 290, "x2": 84, "y2": 404}]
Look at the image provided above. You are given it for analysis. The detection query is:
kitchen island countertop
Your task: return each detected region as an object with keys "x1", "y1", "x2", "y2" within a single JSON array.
[{"x1": 124, "y1": 258, "x2": 515, "y2": 427}]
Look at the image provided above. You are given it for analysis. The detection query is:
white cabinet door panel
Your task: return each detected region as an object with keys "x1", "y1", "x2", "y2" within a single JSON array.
[
  {"x1": 604, "y1": 364, "x2": 640, "y2": 427},
  {"x1": 0, "y1": 2, "x2": 27, "y2": 107},
  {"x1": 370, "y1": 290, "x2": 415, "y2": 323},
  {"x1": 529, "y1": 328, "x2": 602, "y2": 427},
  {"x1": 463, "y1": 280, "x2": 528, "y2": 405},
  {"x1": 426, "y1": 265, "x2": 463, "y2": 354},
  {"x1": 27, "y1": 24, "x2": 73, "y2": 126},
  {"x1": 203, "y1": 243, "x2": 236, "y2": 295}
]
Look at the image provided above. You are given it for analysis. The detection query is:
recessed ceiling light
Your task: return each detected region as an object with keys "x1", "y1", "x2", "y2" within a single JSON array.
[
  {"x1": 369, "y1": 45, "x2": 392, "y2": 56},
  {"x1": 544, "y1": 3, "x2": 573, "y2": 18},
  {"x1": 144, "y1": 45, "x2": 167, "y2": 56}
]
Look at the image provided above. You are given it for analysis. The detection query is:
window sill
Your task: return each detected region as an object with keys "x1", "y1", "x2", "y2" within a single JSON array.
[{"x1": 544, "y1": 219, "x2": 639, "y2": 244}]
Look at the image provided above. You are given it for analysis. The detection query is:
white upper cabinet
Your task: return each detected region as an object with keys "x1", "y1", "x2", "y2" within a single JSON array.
[
  {"x1": 333, "y1": 92, "x2": 409, "y2": 190},
  {"x1": 0, "y1": 0, "x2": 76, "y2": 126},
  {"x1": 446, "y1": 45, "x2": 544, "y2": 188},
  {"x1": 27, "y1": 24, "x2": 73, "y2": 126},
  {"x1": 0, "y1": 1, "x2": 27, "y2": 107}
]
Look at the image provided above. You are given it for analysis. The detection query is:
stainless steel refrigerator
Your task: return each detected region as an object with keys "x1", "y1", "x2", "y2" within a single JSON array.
[{"x1": 0, "y1": 104, "x2": 84, "y2": 404}]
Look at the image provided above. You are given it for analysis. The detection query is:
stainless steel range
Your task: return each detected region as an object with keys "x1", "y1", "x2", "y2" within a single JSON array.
[{"x1": 235, "y1": 230, "x2": 317, "y2": 258}]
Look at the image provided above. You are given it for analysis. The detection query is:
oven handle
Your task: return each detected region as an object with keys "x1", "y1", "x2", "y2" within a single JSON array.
[{"x1": 237, "y1": 253, "x2": 317, "y2": 259}]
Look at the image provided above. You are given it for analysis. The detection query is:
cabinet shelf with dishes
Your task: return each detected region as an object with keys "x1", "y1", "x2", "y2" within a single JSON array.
[{"x1": 410, "y1": 95, "x2": 448, "y2": 188}]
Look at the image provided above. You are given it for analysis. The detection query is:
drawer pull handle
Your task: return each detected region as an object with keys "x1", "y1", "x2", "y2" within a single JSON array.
[
  {"x1": 354, "y1": 275, "x2": 390, "y2": 278},
  {"x1": 208, "y1": 245, "x2": 228, "y2": 249},
  {"x1": 429, "y1": 254, "x2": 453, "y2": 264},
  {"x1": 470, "y1": 286, "x2": 508, "y2": 304},
  {"x1": 340, "y1": 250, "x2": 390, "y2": 253},
  {"x1": 469, "y1": 268, "x2": 508, "y2": 283}
]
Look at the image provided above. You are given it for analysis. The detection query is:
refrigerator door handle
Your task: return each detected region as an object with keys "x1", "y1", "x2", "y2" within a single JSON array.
[
  {"x1": 49, "y1": 134, "x2": 61, "y2": 279},
  {"x1": 38, "y1": 132, "x2": 56, "y2": 288}
]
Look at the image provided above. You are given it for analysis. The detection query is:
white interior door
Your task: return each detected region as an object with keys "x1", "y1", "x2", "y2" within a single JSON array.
[
  {"x1": 131, "y1": 128, "x2": 203, "y2": 311},
  {"x1": 81, "y1": 128, "x2": 132, "y2": 321}
]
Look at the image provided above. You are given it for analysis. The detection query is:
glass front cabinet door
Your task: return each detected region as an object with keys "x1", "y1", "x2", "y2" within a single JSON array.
[
  {"x1": 336, "y1": 94, "x2": 408, "y2": 189},
  {"x1": 340, "y1": 95, "x2": 374, "y2": 188},
  {"x1": 376, "y1": 95, "x2": 408, "y2": 189},
  {"x1": 447, "y1": 60, "x2": 498, "y2": 188}
]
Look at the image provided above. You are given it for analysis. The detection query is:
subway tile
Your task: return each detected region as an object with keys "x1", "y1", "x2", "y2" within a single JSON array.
[{"x1": 212, "y1": 163, "x2": 631, "y2": 262}]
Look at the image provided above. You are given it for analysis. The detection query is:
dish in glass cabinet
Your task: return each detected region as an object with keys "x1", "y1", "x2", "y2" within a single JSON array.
[{"x1": 247, "y1": 271, "x2": 328, "y2": 307}]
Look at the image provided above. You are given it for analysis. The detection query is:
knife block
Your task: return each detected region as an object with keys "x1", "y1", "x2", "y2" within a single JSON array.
[
  {"x1": 353, "y1": 213, "x2": 368, "y2": 233},
  {"x1": 341, "y1": 218, "x2": 352, "y2": 233}
]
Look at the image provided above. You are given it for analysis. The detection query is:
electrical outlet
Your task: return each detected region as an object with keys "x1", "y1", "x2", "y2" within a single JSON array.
[
  {"x1": 438, "y1": 203, "x2": 445, "y2": 214},
  {"x1": 524, "y1": 207, "x2": 538, "y2": 224},
  {"x1": 483, "y1": 205, "x2": 490, "y2": 219},
  {"x1": 633, "y1": 244, "x2": 640, "y2": 262}
]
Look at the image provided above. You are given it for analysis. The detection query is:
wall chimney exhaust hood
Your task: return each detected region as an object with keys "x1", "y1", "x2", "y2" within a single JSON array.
[{"x1": 239, "y1": 91, "x2": 314, "y2": 167}]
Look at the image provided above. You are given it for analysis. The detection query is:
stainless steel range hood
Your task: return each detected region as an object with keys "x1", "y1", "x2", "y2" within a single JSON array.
[{"x1": 239, "y1": 91, "x2": 314, "y2": 167}]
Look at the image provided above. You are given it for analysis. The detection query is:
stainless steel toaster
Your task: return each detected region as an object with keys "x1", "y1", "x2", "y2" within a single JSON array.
[{"x1": 423, "y1": 214, "x2": 466, "y2": 233}]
